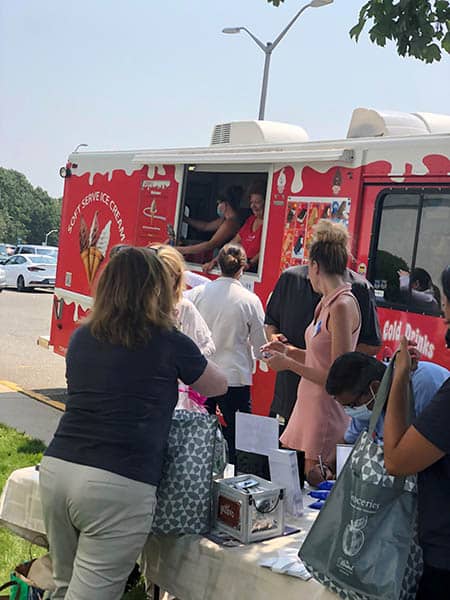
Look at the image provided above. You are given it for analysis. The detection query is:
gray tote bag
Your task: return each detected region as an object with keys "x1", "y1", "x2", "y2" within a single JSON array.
[
  {"x1": 151, "y1": 409, "x2": 227, "y2": 535},
  {"x1": 299, "y1": 358, "x2": 423, "y2": 600}
]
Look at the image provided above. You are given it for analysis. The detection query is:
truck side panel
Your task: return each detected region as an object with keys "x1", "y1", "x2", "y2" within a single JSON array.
[{"x1": 50, "y1": 164, "x2": 181, "y2": 355}]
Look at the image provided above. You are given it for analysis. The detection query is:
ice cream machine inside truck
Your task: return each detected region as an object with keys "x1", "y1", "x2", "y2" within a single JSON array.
[{"x1": 50, "y1": 108, "x2": 450, "y2": 415}]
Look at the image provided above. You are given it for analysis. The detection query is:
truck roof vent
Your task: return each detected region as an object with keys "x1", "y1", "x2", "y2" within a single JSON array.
[
  {"x1": 347, "y1": 107, "x2": 450, "y2": 138},
  {"x1": 211, "y1": 123, "x2": 232, "y2": 145},
  {"x1": 210, "y1": 120, "x2": 309, "y2": 146}
]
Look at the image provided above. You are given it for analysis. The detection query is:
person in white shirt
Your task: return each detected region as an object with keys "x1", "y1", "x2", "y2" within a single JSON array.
[{"x1": 187, "y1": 244, "x2": 267, "y2": 462}]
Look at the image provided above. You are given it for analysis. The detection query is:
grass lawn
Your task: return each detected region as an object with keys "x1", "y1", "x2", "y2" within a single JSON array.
[
  {"x1": 0, "y1": 424, "x2": 46, "y2": 585},
  {"x1": 0, "y1": 424, "x2": 146, "y2": 599}
]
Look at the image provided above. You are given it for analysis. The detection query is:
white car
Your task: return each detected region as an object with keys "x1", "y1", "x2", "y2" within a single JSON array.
[
  {"x1": 15, "y1": 244, "x2": 58, "y2": 259},
  {"x1": 3, "y1": 254, "x2": 56, "y2": 291}
]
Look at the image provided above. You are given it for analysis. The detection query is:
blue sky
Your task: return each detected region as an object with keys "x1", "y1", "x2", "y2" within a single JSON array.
[{"x1": 1, "y1": 0, "x2": 449, "y2": 197}]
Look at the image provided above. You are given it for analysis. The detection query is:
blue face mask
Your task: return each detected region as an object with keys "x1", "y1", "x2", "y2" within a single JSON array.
[
  {"x1": 217, "y1": 204, "x2": 225, "y2": 218},
  {"x1": 343, "y1": 387, "x2": 376, "y2": 420}
]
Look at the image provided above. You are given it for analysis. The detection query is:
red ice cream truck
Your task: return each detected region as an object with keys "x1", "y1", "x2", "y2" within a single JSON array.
[{"x1": 49, "y1": 107, "x2": 450, "y2": 415}]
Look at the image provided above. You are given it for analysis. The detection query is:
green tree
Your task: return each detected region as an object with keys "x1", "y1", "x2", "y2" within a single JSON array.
[
  {"x1": 0, "y1": 167, "x2": 61, "y2": 245},
  {"x1": 266, "y1": 0, "x2": 450, "y2": 63}
]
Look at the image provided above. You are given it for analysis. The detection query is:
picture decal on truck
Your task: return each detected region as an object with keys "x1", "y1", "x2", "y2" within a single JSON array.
[
  {"x1": 79, "y1": 213, "x2": 111, "y2": 284},
  {"x1": 280, "y1": 196, "x2": 350, "y2": 272}
]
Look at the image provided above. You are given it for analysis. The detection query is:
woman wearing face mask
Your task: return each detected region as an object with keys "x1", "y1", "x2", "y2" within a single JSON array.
[
  {"x1": 176, "y1": 185, "x2": 243, "y2": 260},
  {"x1": 262, "y1": 220, "x2": 361, "y2": 484},
  {"x1": 384, "y1": 265, "x2": 450, "y2": 600},
  {"x1": 203, "y1": 180, "x2": 266, "y2": 273},
  {"x1": 187, "y1": 244, "x2": 267, "y2": 463}
]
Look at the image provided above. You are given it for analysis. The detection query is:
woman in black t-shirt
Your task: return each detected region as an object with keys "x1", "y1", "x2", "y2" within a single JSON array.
[
  {"x1": 384, "y1": 265, "x2": 450, "y2": 599},
  {"x1": 39, "y1": 246, "x2": 226, "y2": 600}
]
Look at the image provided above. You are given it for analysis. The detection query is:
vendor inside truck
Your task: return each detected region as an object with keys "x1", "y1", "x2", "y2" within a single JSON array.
[
  {"x1": 176, "y1": 171, "x2": 267, "y2": 273},
  {"x1": 176, "y1": 185, "x2": 244, "y2": 261}
]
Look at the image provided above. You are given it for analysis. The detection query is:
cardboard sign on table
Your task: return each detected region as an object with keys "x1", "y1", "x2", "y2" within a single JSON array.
[
  {"x1": 269, "y1": 449, "x2": 304, "y2": 518},
  {"x1": 235, "y1": 413, "x2": 279, "y2": 456}
]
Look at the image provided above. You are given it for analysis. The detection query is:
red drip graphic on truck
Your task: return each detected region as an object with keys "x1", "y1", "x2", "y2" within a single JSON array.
[{"x1": 50, "y1": 165, "x2": 180, "y2": 356}]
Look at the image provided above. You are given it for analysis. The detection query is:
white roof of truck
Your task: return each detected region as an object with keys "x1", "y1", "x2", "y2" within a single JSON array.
[
  {"x1": 347, "y1": 108, "x2": 450, "y2": 138},
  {"x1": 68, "y1": 108, "x2": 450, "y2": 172}
]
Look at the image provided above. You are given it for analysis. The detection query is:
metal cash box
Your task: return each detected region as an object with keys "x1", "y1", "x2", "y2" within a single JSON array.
[{"x1": 213, "y1": 474, "x2": 285, "y2": 543}]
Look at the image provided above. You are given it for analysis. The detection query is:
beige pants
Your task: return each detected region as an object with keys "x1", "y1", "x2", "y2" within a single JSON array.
[{"x1": 39, "y1": 456, "x2": 156, "y2": 600}]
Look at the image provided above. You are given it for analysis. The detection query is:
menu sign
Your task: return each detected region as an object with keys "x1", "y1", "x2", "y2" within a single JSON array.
[{"x1": 280, "y1": 196, "x2": 351, "y2": 272}]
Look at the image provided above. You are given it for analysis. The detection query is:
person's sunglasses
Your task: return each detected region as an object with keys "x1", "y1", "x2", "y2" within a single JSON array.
[
  {"x1": 110, "y1": 244, "x2": 161, "y2": 258},
  {"x1": 109, "y1": 244, "x2": 131, "y2": 258}
]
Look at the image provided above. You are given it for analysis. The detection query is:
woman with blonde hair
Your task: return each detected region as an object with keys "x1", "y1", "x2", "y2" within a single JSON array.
[
  {"x1": 150, "y1": 244, "x2": 215, "y2": 411},
  {"x1": 39, "y1": 246, "x2": 226, "y2": 600},
  {"x1": 150, "y1": 244, "x2": 215, "y2": 359},
  {"x1": 262, "y1": 220, "x2": 361, "y2": 484}
]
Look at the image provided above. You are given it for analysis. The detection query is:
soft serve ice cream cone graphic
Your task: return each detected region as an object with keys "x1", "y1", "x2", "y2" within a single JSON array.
[
  {"x1": 79, "y1": 213, "x2": 111, "y2": 284},
  {"x1": 79, "y1": 216, "x2": 90, "y2": 281},
  {"x1": 88, "y1": 211, "x2": 100, "y2": 276},
  {"x1": 91, "y1": 221, "x2": 111, "y2": 281}
]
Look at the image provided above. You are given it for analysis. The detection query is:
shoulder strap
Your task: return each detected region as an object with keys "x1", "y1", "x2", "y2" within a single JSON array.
[
  {"x1": 368, "y1": 359, "x2": 394, "y2": 434},
  {"x1": 368, "y1": 354, "x2": 414, "y2": 435},
  {"x1": 0, "y1": 580, "x2": 17, "y2": 593}
]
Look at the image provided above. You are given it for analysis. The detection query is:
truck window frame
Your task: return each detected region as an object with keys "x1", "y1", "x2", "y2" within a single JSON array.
[
  {"x1": 175, "y1": 164, "x2": 272, "y2": 282},
  {"x1": 368, "y1": 186, "x2": 450, "y2": 316}
]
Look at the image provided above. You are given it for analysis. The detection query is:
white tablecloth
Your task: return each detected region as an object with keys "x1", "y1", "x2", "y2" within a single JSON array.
[
  {"x1": 0, "y1": 467, "x2": 338, "y2": 600},
  {"x1": 0, "y1": 466, "x2": 47, "y2": 547}
]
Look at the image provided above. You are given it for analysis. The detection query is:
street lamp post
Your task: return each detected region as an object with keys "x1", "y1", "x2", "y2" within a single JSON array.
[
  {"x1": 43, "y1": 230, "x2": 58, "y2": 246},
  {"x1": 223, "y1": 0, "x2": 333, "y2": 120}
]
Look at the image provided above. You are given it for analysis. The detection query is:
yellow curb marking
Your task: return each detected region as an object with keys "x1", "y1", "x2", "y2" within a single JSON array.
[
  {"x1": 37, "y1": 336, "x2": 51, "y2": 349},
  {"x1": 0, "y1": 380, "x2": 65, "y2": 412}
]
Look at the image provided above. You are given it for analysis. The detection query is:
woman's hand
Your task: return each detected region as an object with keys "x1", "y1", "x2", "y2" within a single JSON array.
[
  {"x1": 407, "y1": 340, "x2": 420, "y2": 372},
  {"x1": 394, "y1": 336, "x2": 412, "y2": 378},
  {"x1": 307, "y1": 463, "x2": 335, "y2": 487},
  {"x1": 202, "y1": 259, "x2": 216, "y2": 273},
  {"x1": 271, "y1": 332, "x2": 288, "y2": 343},
  {"x1": 264, "y1": 350, "x2": 289, "y2": 372},
  {"x1": 261, "y1": 340, "x2": 288, "y2": 355}
]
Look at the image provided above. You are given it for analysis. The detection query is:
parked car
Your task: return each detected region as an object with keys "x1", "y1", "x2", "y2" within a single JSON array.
[
  {"x1": 14, "y1": 244, "x2": 58, "y2": 259},
  {"x1": 3, "y1": 254, "x2": 56, "y2": 291},
  {"x1": 0, "y1": 244, "x2": 16, "y2": 264},
  {"x1": 0, "y1": 265, "x2": 6, "y2": 291}
]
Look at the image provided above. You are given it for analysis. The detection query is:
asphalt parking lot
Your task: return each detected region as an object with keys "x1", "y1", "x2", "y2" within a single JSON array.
[{"x1": 0, "y1": 288, "x2": 67, "y2": 398}]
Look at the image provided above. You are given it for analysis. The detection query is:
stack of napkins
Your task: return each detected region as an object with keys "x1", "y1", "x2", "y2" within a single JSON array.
[{"x1": 258, "y1": 549, "x2": 312, "y2": 580}]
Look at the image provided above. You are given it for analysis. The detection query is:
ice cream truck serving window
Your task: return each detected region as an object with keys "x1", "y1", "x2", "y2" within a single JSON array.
[
  {"x1": 175, "y1": 167, "x2": 269, "y2": 275},
  {"x1": 368, "y1": 188, "x2": 450, "y2": 316}
]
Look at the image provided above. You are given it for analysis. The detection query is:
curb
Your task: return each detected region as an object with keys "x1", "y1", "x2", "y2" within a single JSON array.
[{"x1": 0, "y1": 380, "x2": 65, "y2": 412}]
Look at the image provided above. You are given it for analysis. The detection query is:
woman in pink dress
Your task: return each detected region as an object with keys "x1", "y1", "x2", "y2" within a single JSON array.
[{"x1": 263, "y1": 220, "x2": 361, "y2": 484}]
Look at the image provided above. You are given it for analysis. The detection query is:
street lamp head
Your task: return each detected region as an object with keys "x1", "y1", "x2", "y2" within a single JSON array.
[
  {"x1": 222, "y1": 27, "x2": 242, "y2": 34},
  {"x1": 73, "y1": 143, "x2": 88, "y2": 153},
  {"x1": 310, "y1": 0, "x2": 333, "y2": 7}
]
